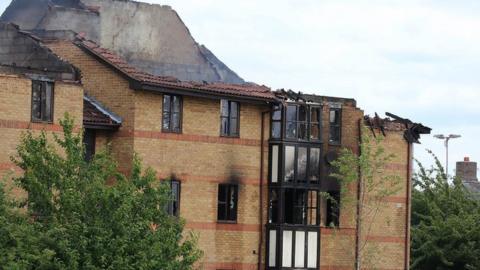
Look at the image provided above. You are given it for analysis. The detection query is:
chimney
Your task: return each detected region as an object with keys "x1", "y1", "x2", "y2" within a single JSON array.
[{"x1": 456, "y1": 157, "x2": 478, "y2": 182}]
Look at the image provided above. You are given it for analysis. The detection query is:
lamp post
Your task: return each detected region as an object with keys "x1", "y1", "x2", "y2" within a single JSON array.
[{"x1": 433, "y1": 134, "x2": 461, "y2": 176}]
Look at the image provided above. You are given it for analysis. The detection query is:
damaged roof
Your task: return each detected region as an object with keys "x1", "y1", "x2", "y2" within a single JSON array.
[
  {"x1": 83, "y1": 95, "x2": 122, "y2": 129},
  {"x1": 76, "y1": 37, "x2": 277, "y2": 102}
]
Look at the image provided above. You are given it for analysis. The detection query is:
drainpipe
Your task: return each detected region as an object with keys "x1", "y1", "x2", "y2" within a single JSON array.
[
  {"x1": 354, "y1": 119, "x2": 363, "y2": 270},
  {"x1": 404, "y1": 142, "x2": 413, "y2": 270},
  {"x1": 258, "y1": 110, "x2": 269, "y2": 270}
]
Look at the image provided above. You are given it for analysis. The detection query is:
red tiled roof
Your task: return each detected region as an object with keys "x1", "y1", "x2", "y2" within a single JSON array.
[
  {"x1": 76, "y1": 37, "x2": 277, "y2": 101},
  {"x1": 83, "y1": 96, "x2": 121, "y2": 128}
]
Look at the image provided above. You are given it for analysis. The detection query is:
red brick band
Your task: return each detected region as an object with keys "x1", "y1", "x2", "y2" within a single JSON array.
[
  {"x1": 0, "y1": 119, "x2": 81, "y2": 132},
  {"x1": 186, "y1": 222, "x2": 259, "y2": 232},
  {"x1": 116, "y1": 129, "x2": 262, "y2": 147}
]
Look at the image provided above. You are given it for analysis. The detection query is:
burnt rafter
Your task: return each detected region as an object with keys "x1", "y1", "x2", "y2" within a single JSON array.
[{"x1": 386, "y1": 112, "x2": 431, "y2": 144}]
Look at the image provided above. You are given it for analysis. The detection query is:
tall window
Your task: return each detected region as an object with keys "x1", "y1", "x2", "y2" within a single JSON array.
[
  {"x1": 271, "y1": 105, "x2": 282, "y2": 139},
  {"x1": 162, "y1": 95, "x2": 182, "y2": 133},
  {"x1": 284, "y1": 146, "x2": 321, "y2": 183},
  {"x1": 31, "y1": 80, "x2": 54, "y2": 122},
  {"x1": 284, "y1": 104, "x2": 321, "y2": 141},
  {"x1": 83, "y1": 129, "x2": 96, "y2": 162},
  {"x1": 329, "y1": 108, "x2": 341, "y2": 144},
  {"x1": 217, "y1": 184, "x2": 238, "y2": 222},
  {"x1": 167, "y1": 180, "x2": 181, "y2": 217},
  {"x1": 220, "y1": 100, "x2": 239, "y2": 137}
]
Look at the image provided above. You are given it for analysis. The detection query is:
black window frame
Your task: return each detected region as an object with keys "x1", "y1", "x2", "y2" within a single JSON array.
[
  {"x1": 217, "y1": 183, "x2": 238, "y2": 223},
  {"x1": 83, "y1": 129, "x2": 96, "y2": 162},
  {"x1": 31, "y1": 80, "x2": 54, "y2": 123},
  {"x1": 162, "y1": 94, "x2": 183, "y2": 133},
  {"x1": 270, "y1": 104, "x2": 282, "y2": 139},
  {"x1": 281, "y1": 144, "x2": 322, "y2": 185},
  {"x1": 329, "y1": 107, "x2": 342, "y2": 145},
  {"x1": 167, "y1": 180, "x2": 181, "y2": 217},
  {"x1": 275, "y1": 103, "x2": 322, "y2": 142},
  {"x1": 220, "y1": 100, "x2": 240, "y2": 137}
]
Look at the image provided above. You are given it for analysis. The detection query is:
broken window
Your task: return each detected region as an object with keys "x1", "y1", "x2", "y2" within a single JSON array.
[
  {"x1": 329, "y1": 108, "x2": 341, "y2": 144},
  {"x1": 320, "y1": 191, "x2": 340, "y2": 227},
  {"x1": 286, "y1": 104, "x2": 308, "y2": 140},
  {"x1": 162, "y1": 94, "x2": 182, "y2": 133},
  {"x1": 217, "y1": 184, "x2": 238, "y2": 222},
  {"x1": 220, "y1": 100, "x2": 239, "y2": 137},
  {"x1": 310, "y1": 106, "x2": 321, "y2": 140},
  {"x1": 31, "y1": 80, "x2": 54, "y2": 122},
  {"x1": 268, "y1": 189, "x2": 279, "y2": 223},
  {"x1": 284, "y1": 189, "x2": 319, "y2": 226},
  {"x1": 167, "y1": 180, "x2": 181, "y2": 217},
  {"x1": 271, "y1": 105, "x2": 282, "y2": 139},
  {"x1": 284, "y1": 145, "x2": 321, "y2": 183},
  {"x1": 83, "y1": 129, "x2": 96, "y2": 162}
]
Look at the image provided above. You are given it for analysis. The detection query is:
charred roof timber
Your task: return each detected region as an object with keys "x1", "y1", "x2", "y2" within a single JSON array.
[{"x1": 364, "y1": 112, "x2": 431, "y2": 144}]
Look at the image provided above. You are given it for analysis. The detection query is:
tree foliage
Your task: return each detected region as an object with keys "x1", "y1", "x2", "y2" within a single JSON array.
[
  {"x1": 0, "y1": 115, "x2": 202, "y2": 269},
  {"x1": 411, "y1": 151, "x2": 480, "y2": 270}
]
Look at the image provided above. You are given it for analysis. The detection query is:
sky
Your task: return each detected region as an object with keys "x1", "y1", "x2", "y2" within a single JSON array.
[{"x1": 0, "y1": 0, "x2": 479, "y2": 176}]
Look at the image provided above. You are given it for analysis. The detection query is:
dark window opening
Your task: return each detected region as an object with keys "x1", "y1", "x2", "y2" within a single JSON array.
[
  {"x1": 268, "y1": 189, "x2": 279, "y2": 223},
  {"x1": 284, "y1": 104, "x2": 321, "y2": 141},
  {"x1": 325, "y1": 191, "x2": 340, "y2": 227},
  {"x1": 217, "y1": 184, "x2": 238, "y2": 222},
  {"x1": 31, "y1": 80, "x2": 54, "y2": 123},
  {"x1": 167, "y1": 180, "x2": 181, "y2": 217},
  {"x1": 83, "y1": 129, "x2": 96, "y2": 162},
  {"x1": 284, "y1": 189, "x2": 318, "y2": 226},
  {"x1": 310, "y1": 106, "x2": 321, "y2": 140},
  {"x1": 162, "y1": 94, "x2": 182, "y2": 133},
  {"x1": 271, "y1": 105, "x2": 282, "y2": 139},
  {"x1": 220, "y1": 100, "x2": 239, "y2": 137},
  {"x1": 284, "y1": 146, "x2": 321, "y2": 183},
  {"x1": 329, "y1": 108, "x2": 341, "y2": 144}
]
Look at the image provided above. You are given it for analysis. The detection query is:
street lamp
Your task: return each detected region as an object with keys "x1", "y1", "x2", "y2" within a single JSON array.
[{"x1": 433, "y1": 134, "x2": 461, "y2": 176}]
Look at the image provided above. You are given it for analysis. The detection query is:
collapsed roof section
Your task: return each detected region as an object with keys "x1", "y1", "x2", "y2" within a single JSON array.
[{"x1": 0, "y1": 0, "x2": 245, "y2": 84}]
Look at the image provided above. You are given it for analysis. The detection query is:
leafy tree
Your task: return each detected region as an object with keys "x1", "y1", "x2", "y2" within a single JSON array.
[
  {"x1": 411, "y1": 151, "x2": 480, "y2": 270},
  {"x1": 0, "y1": 115, "x2": 202, "y2": 269},
  {"x1": 330, "y1": 127, "x2": 401, "y2": 270}
]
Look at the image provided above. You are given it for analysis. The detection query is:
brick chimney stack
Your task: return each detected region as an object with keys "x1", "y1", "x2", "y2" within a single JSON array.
[{"x1": 456, "y1": 157, "x2": 478, "y2": 182}]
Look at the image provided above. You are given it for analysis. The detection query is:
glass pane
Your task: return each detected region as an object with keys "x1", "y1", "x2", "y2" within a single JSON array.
[
  {"x1": 32, "y1": 83, "x2": 41, "y2": 120},
  {"x1": 286, "y1": 105, "x2": 297, "y2": 122},
  {"x1": 173, "y1": 96, "x2": 181, "y2": 113},
  {"x1": 221, "y1": 117, "x2": 229, "y2": 135},
  {"x1": 299, "y1": 105, "x2": 307, "y2": 121},
  {"x1": 295, "y1": 231, "x2": 305, "y2": 268},
  {"x1": 311, "y1": 107, "x2": 320, "y2": 122},
  {"x1": 298, "y1": 123, "x2": 308, "y2": 140},
  {"x1": 284, "y1": 189, "x2": 295, "y2": 224},
  {"x1": 163, "y1": 95, "x2": 171, "y2": 112},
  {"x1": 269, "y1": 189, "x2": 278, "y2": 223},
  {"x1": 272, "y1": 106, "x2": 281, "y2": 121},
  {"x1": 271, "y1": 122, "x2": 281, "y2": 138},
  {"x1": 229, "y1": 117, "x2": 238, "y2": 135},
  {"x1": 307, "y1": 232, "x2": 318, "y2": 268},
  {"x1": 172, "y1": 113, "x2": 180, "y2": 131},
  {"x1": 230, "y1": 101, "x2": 239, "y2": 118},
  {"x1": 221, "y1": 100, "x2": 229, "y2": 117},
  {"x1": 310, "y1": 124, "x2": 320, "y2": 140},
  {"x1": 308, "y1": 191, "x2": 318, "y2": 225},
  {"x1": 330, "y1": 109, "x2": 340, "y2": 124},
  {"x1": 286, "y1": 121, "x2": 296, "y2": 139},
  {"x1": 44, "y1": 82, "x2": 52, "y2": 121},
  {"x1": 309, "y1": 148, "x2": 320, "y2": 182},
  {"x1": 282, "y1": 230, "x2": 293, "y2": 267},
  {"x1": 162, "y1": 112, "x2": 170, "y2": 130},
  {"x1": 294, "y1": 190, "x2": 307, "y2": 224},
  {"x1": 284, "y1": 146, "x2": 295, "y2": 182},
  {"x1": 330, "y1": 126, "x2": 340, "y2": 143},
  {"x1": 297, "y1": 147, "x2": 307, "y2": 182},
  {"x1": 271, "y1": 145, "x2": 279, "y2": 183},
  {"x1": 269, "y1": 230, "x2": 277, "y2": 267}
]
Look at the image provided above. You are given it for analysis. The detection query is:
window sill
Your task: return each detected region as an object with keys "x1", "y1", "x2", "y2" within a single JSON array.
[
  {"x1": 217, "y1": 220, "x2": 238, "y2": 224},
  {"x1": 220, "y1": 135, "x2": 240, "y2": 139},
  {"x1": 161, "y1": 129, "x2": 182, "y2": 134},
  {"x1": 31, "y1": 120, "x2": 53, "y2": 125}
]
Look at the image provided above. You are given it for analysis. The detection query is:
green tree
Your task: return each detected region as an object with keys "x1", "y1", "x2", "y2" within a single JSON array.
[
  {"x1": 0, "y1": 115, "x2": 202, "y2": 269},
  {"x1": 411, "y1": 151, "x2": 480, "y2": 270}
]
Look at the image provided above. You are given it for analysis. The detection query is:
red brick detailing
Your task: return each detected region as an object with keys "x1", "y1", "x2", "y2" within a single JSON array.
[
  {"x1": 0, "y1": 163, "x2": 20, "y2": 171},
  {"x1": 115, "y1": 129, "x2": 261, "y2": 147},
  {"x1": 381, "y1": 196, "x2": 407, "y2": 204},
  {"x1": 0, "y1": 119, "x2": 81, "y2": 132},
  {"x1": 321, "y1": 227, "x2": 357, "y2": 235},
  {"x1": 366, "y1": 235, "x2": 405, "y2": 243},
  {"x1": 203, "y1": 262, "x2": 257, "y2": 270},
  {"x1": 186, "y1": 222, "x2": 259, "y2": 232},
  {"x1": 156, "y1": 173, "x2": 260, "y2": 186},
  {"x1": 384, "y1": 163, "x2": 407, "y2": 171}
]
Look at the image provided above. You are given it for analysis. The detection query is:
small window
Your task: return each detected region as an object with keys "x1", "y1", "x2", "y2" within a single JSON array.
[
  {"x1": 271, "y1": 105, "x2": 282, "y2": 139},
  {"x1": 167, "y1": 180, "x2": 181, "y2": 217},
  {"x1": 220, "y1": 100, "x2": 239, "y2": 137},
  {"x1": 83, "y1": 129, "x2": 96, "y2": 161},
  {"x1": 217, "y1": 184, "x2": 238, "y2": 222},
  {"x1": 31, "y1": 80, "x2": 54, "y2": 122},
  {"x1": 162, "y1": 95, "x2": 182, "y2": 133},
  {"x1": 321, "y1": 191, "x2": 340, "y2": 227},
  {"x1": 329, "y1": 108, "x2": 341, "y2": 144},
  {"x1": 310, "y1": 106, "x2": 321, "y2": 140}
]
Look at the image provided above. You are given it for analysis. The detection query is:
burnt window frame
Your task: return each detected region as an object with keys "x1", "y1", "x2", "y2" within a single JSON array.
[
  {"x1": 31, "y1": 80, "x2": 54, "y2": 123},
  {"x1": 325, "y1": 191, "x2": 340, "y2": 227},
  {"x1": 270, "y1": 104, "x2": 283, "y2": 139},
  {"x1": 167, "y1": 180, "x2": 181, "y2": 217},
  {"x1": 272, "y1": 103, "x2": 322, "y2": 142},
  {"x1": 281, "y1": 144, "x2": 322, "y2": 185},
  {"x1": 162, "y1": 94, "x2": 183, "y2": 133},
  {"x1": 217, "y1": 183, "x2": 238, "y2": 223},
  {"x1": 329, "y1": 107, "x2": 342, "y2": 145},
  {"x1": 220, "y1": 100, "x2": 240, "y2": 137}
]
